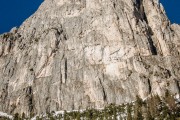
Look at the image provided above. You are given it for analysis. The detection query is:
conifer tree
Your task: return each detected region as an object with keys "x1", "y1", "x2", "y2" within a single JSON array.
[
  {"x1": 127, "y1": 103, "x2": 132, "y2": 120},
  {"x1": 21, "y1": 112, "x2": 25, "y2": 119},
  {"x1": 14, "y1": 113, "x2": 19, "y2": 120},
  {"x1": 133, "y1": 95, "x2": 143, "y2": 120}
]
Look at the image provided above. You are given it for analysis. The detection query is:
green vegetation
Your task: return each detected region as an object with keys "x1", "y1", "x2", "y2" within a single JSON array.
[
  {"x1": 0, "y1": 117, "x2": 11, "y2": 120},
  {"x1": 10, "y1": 93, "x2": 180, "y2": 120}
]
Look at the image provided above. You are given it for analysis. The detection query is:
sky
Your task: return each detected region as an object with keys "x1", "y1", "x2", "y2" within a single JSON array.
[
  {"x1": 0, "y1": 0, "x2": 43, "y2": 34},
  {"x1": 0, "y1": 0, "x2": 180, "y2": 34},
  {"x1": 160, "y1": 0, "x2": 180, "y2": 24}
]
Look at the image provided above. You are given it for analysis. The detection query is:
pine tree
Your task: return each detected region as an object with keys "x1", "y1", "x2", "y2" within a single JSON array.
[
  {"x1": 127, "y1": 103, "x2": 132, "y2": 120},
  {"x1": 14, "y1": 113, "x2": 19, "y2": 120},
  {"x1": 145, "y1": 106, "x2": 154, "y2": 120},
  {"x1": 136, "y1": 111, "x2": 144, "y2": 120},
  {"x1": 21, "y1": 112, "x2": 25, "y2": 119},
  {"x1": 76, "y1": 111, "x2": 81, "y2": 120},
  {"x1": 133, "y1": 96, "x2": 143, "y2": 119}
]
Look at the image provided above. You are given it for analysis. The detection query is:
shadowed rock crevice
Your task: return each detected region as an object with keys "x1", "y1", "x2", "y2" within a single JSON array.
[
  {"x1": 65, "y1": 58, "x2": 68, "y2": 82},
  {"x1": 26, "y1": 86, "x2": 35, "y2": 115},
  {"x1": 98, "y1": 78, "x2": 107, "y2": 102},
  {"x1": 147, "y1": 79, "x2": 152, "y2": 94},
  {"x1": 134, "y1": 0, "x2": 157, "y2": 55},
  {"x1": 146, "y1": 27, "x2": 158, "y2": 55},
  {"x1": 134, "y1": 0, "x2": 148, "y2": 23}
]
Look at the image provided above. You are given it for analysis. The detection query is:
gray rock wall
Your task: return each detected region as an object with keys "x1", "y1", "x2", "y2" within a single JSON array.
[{"x1": 0, "y1": 0, "x2": 180, "y2": 115}]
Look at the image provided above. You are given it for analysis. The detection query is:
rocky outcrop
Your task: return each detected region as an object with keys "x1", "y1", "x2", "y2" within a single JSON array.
[{"x1": 0, "y1": 0, "x2": 180, "y2": 116}]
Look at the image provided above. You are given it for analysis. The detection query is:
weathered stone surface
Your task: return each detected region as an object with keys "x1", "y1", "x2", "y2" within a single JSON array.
[{"x1": 0, "y1": 0, "x2": 180, "y2": 115}]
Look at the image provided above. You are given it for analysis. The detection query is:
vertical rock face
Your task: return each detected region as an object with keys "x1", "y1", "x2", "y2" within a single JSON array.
[{"x1": 0, "y1": 0, "x2": 180, "y2": 115}]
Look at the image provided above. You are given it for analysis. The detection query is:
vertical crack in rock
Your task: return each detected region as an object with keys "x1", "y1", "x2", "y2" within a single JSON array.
[
  {"x1": 65, "y1": 58, "x2": 68, "y2": 82},
  {"x1": 134, "y1": 0, "x2": 157, "y2": 55},
  {"x1": 146, "y1": 27, "x2": 158, "y2": 55},
  {"x1": 147, "y1": 79, "x2": 152, "y2": 94},
  {"x1": 134, "y1": 0, "x2": 147, "y2": 22},
  {"x1": 98, "y1": 77, "x2": 107, "y2": 102},
  {"x1": 26, "y1": 86, "x2": 34, "y2": 114}
]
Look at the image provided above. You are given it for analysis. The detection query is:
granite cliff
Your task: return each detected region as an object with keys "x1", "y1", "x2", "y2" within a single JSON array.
[{"x1": 0, "y1": 0, "x2": 180, "y2": 116}]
